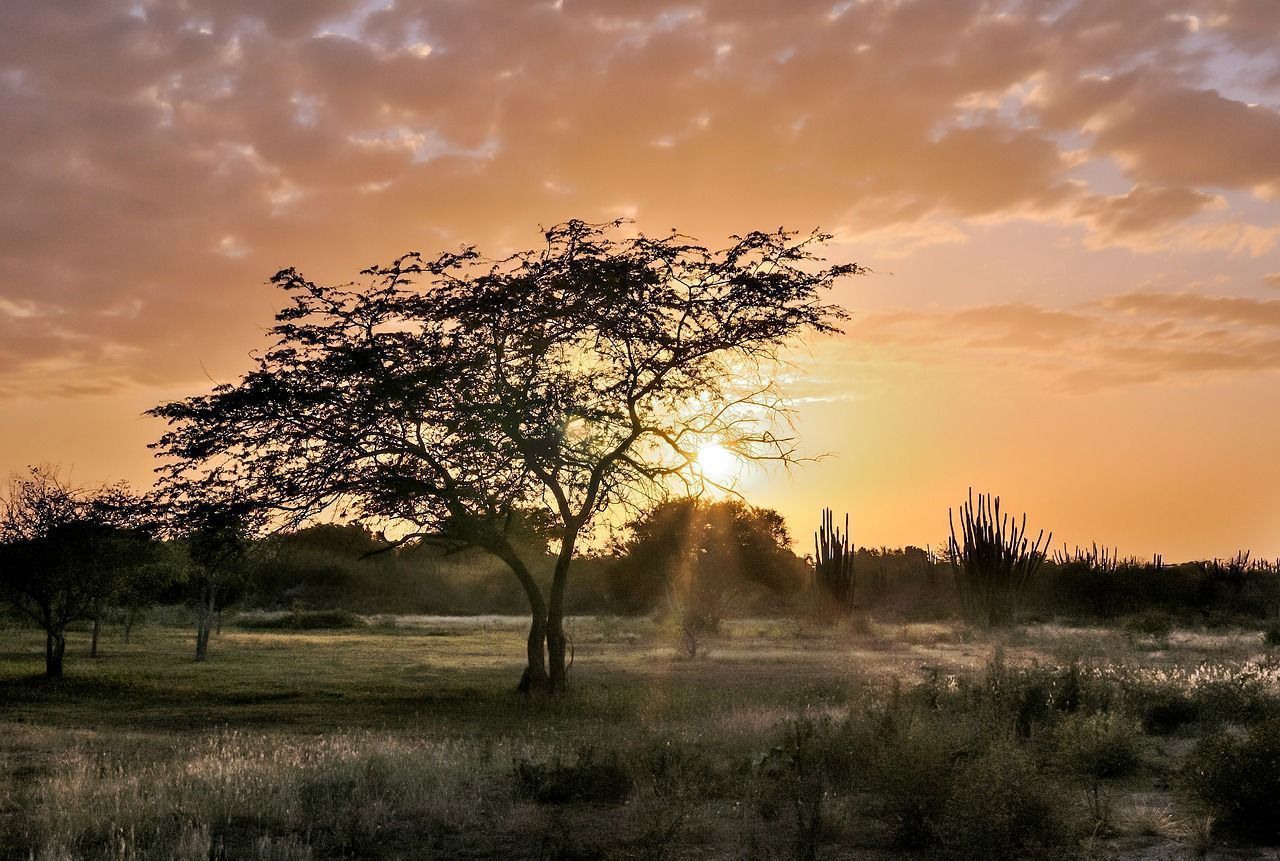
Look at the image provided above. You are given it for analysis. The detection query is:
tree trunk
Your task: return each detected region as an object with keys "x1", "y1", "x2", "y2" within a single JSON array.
[
  {"x1": 518, "y1": 613, "x2": 549, "y2": 693},
  {"x1": 546, "y1": 534, "x2": 578, "y2": 693},
  {"x1": 45, "y1": 628, "x2": 66, "y2": 678},
  {"x1": 123, "y1": 617, "x2": 133, "y2": 645},
  {"x1": 89, "y1": 600, "x2": 102, "y2": 658},
  {"x1": 216, "y1": 609, "x2": 223, "y2": 636},
  {"x1": 195, "y1": 584, "x2": 216, "y2": 662},
  {"x1": 547, "y1": 617, "x2": 568, "y2": 692},
  {"x1": 489, "y1": 537, "x2": 550, "y2": 693}
]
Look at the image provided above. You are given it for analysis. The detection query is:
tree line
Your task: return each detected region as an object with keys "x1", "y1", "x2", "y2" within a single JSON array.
[
  {"x1": 5, "y1": 461, "x2": 1278, "y2": 682},
  {"x1": 0, "y1": 470, "x2": 811, "y2": 679}
]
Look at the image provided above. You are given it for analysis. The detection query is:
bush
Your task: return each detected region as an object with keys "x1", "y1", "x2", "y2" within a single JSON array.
[
  {"x1": 513, "y1": 746, "x2": 633, "y2": 805},
  {"x1": 235, "y1": 610, "x2": 366, "y2": 630},
  {"x1": 1186, "y1": 718, "x2": 1280, "y2": 842},
  {"x1": 870, "y1": 718, "x2": 963, "y2": 848},
  {"x1": 753, "y1": 718, "x2": 833, "y2": 861},
  {"x1": 1050, "y1": 711, "x2": 1141, "y2": 778},
  {"x1": 1124, "y1": 610, "x2": 1175, "y2": 644},
  {"x1": 631, "y1": 735, "x2": 727, "y2": 799},
  {"x1": 1192, "y1": 674, "x2": 1277, "y2": 726},
  {"x1": 1140, "y1": 692, "x2": 1199, "y2": 735},
  {"x1": 937, "y1": 742, "x2": 1072, "y2": 861},
  {"x1": 1264, "y1": 624, "x2": 1280, "y2": 647}
]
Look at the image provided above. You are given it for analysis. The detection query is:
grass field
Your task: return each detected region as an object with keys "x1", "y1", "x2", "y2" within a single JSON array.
[{"x1": 3, "y1": 615, "x2": 1280, "y2": 859}]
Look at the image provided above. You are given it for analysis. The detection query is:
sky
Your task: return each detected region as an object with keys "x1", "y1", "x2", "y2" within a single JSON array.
[{"x1": 2, "y1": 0, "x2": 1280, "y2": 560}]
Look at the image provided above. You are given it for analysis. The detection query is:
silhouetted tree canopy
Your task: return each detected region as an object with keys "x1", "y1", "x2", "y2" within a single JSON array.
[
  {"x1": 150, "y1": 219, "x2": 862, "y2": 691},
  {"x1": 609, "y1": 498, "x2": 808, "y2": 616},
  {"x1": 171, "y1": 499, "x2": 257, "y2": 662},
  {"x1": 0, "y1": 467, "x2": 155, "y2": 677}
]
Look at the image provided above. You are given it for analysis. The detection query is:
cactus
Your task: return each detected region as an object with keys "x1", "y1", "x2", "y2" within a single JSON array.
[
  {"x1": 813, "y1": 508, "x2": 855, "y2": 618},
  {"x1": 1053, "y1": 542, "x2": 1121, "y2": 572},
  {"x1": 948, "y1": 489, "x2": 1051, "y2": 627}
]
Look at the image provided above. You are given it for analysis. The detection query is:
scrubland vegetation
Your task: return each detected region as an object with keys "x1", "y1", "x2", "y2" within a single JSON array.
[
  {"x1": 7, "y1": 476, "x2": 1280, "y2": 857},
  {"x1": 4, "y1": 222, "x2": 1279, "y2": 858},
  {"x1": 6, "y1": 614, "x2": 1280, "y2": 859}
]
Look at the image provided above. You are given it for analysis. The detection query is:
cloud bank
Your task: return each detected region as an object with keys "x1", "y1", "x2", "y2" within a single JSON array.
[{"x1": 1, "y1": 0, "x2": 1279, "y2": 395}]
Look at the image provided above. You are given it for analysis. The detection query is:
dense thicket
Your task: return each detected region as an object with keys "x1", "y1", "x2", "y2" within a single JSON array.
[{"x1": 606, "y1": 498, "x2": 808, "y2": 616}]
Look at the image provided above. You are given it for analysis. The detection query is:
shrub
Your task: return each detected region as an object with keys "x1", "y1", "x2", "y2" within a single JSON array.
[
  {"x1": 628, "y1": 734, "x2": 731, "y2": 802},
  {"x1": 236, "y1": 610, "x2": 366, "y2": 630},
  {"x1": 870, "y1": 718, "x2": 963, "y2": 848},
  {"x1": 1124, "y1": 610, "x2": 1175, "y2": 645},
  {"x1": 512, "y1": 746, "x2": 632, "y2": 805},
  {"x1": 937, "y1": 742, "x2": 1072, "y2": 861},
  {"x1": 1186, "y1": 718, "x2": 1280, "y2": 842},
  {"x1": 1264, "y1": 623, "x2": 1280, "y2": 647},
  {"x1": 1051, "y1": 711, "x2": 1141, "y2": 779},
  {"x1": 1140, "y1": 692, "x2": 1199, "y2": 735},
  {"x1": 753, "y1": 718, "x2": 831, "y2": 861},
  {"x1": 1192, "y1": 674, "x2": 1277, "y2": 726}
]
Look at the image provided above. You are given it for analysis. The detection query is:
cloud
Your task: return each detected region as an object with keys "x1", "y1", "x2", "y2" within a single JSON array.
[
  {"x1": 0, "y1": 0, "x2": 1279, "y2": 395},
  {"x1": 846, "y1": 289, "x2": 1280, "y2": 391},
  {"x1": 1076, "y1": 186, "x2": 1223, "y2": 237},
  {"x1": 1099, "y1": 291, "x2": 1280, "y2": 327}
]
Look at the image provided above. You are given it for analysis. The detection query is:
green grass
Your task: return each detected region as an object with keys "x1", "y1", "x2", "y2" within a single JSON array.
[{"x1": 2, "y1": 616, "x2": 1278, "y2": 859}]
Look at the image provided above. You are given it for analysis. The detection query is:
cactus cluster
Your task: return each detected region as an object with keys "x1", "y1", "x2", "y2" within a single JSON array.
[
  {"x1": 814, "y1": 508, "x2": 855, "y2": 617},
  {"x1": 1053, "y1": 543, "x2": 1122, "y2": 572},
  {"x1": 948, "y1": 489, "x2": 1051, "y2": 627}
]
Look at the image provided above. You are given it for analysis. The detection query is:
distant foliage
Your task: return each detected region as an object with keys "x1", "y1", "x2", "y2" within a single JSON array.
[
  {"x1": 235, "y1": 610, "x2": 365, "y2": 630},
  {"x1": 948, "y1": 490, "x2": 1051, "y2": 626},
  {"x1": 608, "y1": 498, "x2": 808, "y2": 617},
  {"x1": 1124, "y1": 610, "x2": 1175, "y2": 645}
]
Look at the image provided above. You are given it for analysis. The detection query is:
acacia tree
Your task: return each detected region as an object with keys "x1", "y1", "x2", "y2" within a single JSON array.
[
  {"x1": 161, "y1": 497, "x2": 256, "y2": 662},
  {"x1": 0, "y1": 467, "x2": 154, "y2": 676},
  {"x1": 150, "y1": 220, "x2": 862, "y2": 692}
]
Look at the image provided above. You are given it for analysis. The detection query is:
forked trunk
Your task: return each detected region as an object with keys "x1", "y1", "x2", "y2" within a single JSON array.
[
  {"x1": 545, "y1": 535, "x2": 577, "y2": 694},
  {"x1": 45, "y1": 629, "x2": 66, "y2": 678},
  {"x1": 518, "y1": 613, "x2": 549, "y2": 693},
  {"x1": 488, "y1": 536, "x2": 552, "y2": 694}
]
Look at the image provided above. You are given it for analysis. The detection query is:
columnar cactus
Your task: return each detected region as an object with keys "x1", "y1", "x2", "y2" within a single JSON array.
[{"x1": 814, "y1": 508, "x2": 855, "y2": 617}]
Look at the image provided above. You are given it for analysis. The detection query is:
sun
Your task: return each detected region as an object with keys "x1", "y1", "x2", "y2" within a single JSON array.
[{"x1": 695, "y1": 441, "x2": 741, "y2": 485}]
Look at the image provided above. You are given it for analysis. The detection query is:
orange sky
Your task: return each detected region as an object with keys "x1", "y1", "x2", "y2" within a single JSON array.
[{"x1": 2, "y1": 0, "x2": 1279, "y2": 560}]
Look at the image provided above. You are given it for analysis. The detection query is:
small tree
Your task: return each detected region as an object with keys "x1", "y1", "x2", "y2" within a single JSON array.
[
  {"x1": 179, "y1": 501, "x2": 254, "y2": 662},
  {"x1": 81, "y1": 486, "x2": 157, "y2": 658},
  {"x1": 150, "y1": 220, "x2": 862, "y2": 692},
  {"x1": 111, "y1": 538, "x2": 186, "y2": 645},
  {"x1": 0, "y1": 467, "x2": 155, "y2": 676}
]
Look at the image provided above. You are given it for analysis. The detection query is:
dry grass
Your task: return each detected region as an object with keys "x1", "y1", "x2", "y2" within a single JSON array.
[{"x1": 3, "y1": 615, "x2": 1280, "y2": 859}]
